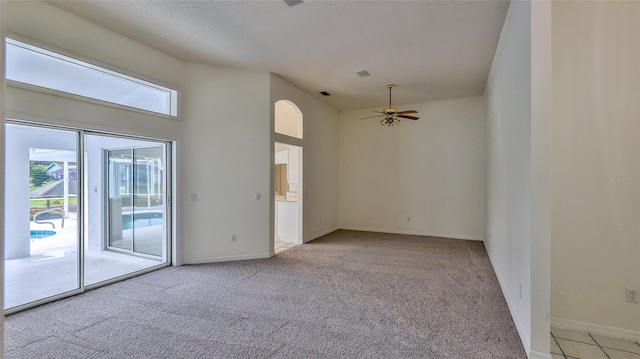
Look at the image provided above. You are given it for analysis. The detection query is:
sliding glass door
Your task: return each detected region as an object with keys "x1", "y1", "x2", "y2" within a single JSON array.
[
  {"x1": 107, "y1": 149, "x2": 134, "y2": 251},
  {"x1": 4, "y1": 123, "x2": 171, "y2": 310},
  {"x1": 4, "y1": 124, "x2": 80, "y2": 309},
  {"x1": 83, "y1": 134, "x2": 168, "y2": 286},
  {"x1": 106, "y1": 146, "x2": 165, "y2": 257}
]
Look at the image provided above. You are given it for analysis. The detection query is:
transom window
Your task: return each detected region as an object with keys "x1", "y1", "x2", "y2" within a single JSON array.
[{"x1": 5, "y1": 38, "x2": 178, "y2": 117}]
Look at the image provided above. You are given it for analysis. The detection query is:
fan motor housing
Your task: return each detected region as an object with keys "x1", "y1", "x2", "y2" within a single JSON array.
[{"x1": 383, "y1": 108, "x2": 398, "y2": 115}]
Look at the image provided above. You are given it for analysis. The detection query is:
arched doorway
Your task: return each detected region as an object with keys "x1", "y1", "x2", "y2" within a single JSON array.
[
  {"x1": 275, "y1": 100, "x2": 303, "y2": 139},
  {"x1": 273, "y1": 100, "x2": 303, "y2": 254}
]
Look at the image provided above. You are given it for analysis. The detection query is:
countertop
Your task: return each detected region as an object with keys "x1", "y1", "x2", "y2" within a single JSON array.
[{"x1": 275, "y1": 195, "x2": 298, "y2": 202}]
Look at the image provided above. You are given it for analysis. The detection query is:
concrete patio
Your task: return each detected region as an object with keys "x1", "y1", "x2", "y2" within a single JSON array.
[{"x1": 5, "y1": 217, "x2": 165, "y2": 309}]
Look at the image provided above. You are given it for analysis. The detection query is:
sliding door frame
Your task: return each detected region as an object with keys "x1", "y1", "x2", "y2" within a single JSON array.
[
  {"x1": 103, "y1": 144, "x2": 169, "y2": 261},
  {"x1": 82, "y1": 130, "x2": 172, "y2": 285},
  {"x1": 4, "y1": 118, "x2": 173, "y2": 315}
]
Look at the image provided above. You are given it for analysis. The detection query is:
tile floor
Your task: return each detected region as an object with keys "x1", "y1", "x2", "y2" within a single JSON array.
[
  {"x1": 274, "y1": 239, "x2": 297, "y2": 254},
  {"x1": 551, "y1": 327, "x2": 640, "y2": 359}
]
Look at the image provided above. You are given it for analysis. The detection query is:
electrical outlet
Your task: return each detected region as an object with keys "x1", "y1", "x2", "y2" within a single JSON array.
[
  {"x1": 626, "y1": 288, "x2": 639, "y2": 303},
  {"x1": 407, "y1": 216, "x2": 411, "y2": 222},
  {"x1": 231, "y1": 234, "x2": 237, "y2": 243}
]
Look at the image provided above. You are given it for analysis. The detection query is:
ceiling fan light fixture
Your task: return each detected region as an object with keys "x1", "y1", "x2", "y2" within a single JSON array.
[
  {"x1": 380, "y1": 116, "x2": 399, "y2": 126},
  {"x1": 359, "y1": 83, "x2": 419, "y2": 125},
  {"x1": 283, "y1": 0, "x2": 303, "y2": 7}
]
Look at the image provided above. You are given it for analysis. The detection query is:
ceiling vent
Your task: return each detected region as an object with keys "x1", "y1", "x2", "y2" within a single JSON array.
[
  {"x1": 284, "y1": 0, "x2": 303, "y2": 7},
  {"x1": 356, "y1": 70, "x2": 371, "y2": 77},
  {"x1": 320, "y1": 91, "x2": 331, "y2": 96}
]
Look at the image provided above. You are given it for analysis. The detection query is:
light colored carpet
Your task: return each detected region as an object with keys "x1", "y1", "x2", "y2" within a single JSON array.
[{"x1": 4, "y1": 230, "x2": 526, "y2": 358}]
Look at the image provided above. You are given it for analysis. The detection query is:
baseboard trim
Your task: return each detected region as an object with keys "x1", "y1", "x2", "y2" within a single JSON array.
[
  {"x1": 529, "y1": 351, "x2": 552, "y2": 359},
  {"x1": 339, "y1": 226, "x2": 481, "y2": 241},
  {"x1": 183, "y1": 253, "x2": 271, "y2": 265},
  {"x1": 304, "y1": 227, "x2": 339, "y2": 243},
  {"x1": 551, "y1": 317, "x2": 640, "y2": 342},
  {"x1": 485, "y1": 248, "x2": 531, "y2": 355}
]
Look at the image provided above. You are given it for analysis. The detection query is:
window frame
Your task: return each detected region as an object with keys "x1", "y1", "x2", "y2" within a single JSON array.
[{"x1": 5, "y1": 34, "x2": 180, "y2": 120}]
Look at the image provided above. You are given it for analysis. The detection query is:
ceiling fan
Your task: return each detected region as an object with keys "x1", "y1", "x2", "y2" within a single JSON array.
[{"x1": 360, "y1": 84, "x2": 419, "y2": 126}]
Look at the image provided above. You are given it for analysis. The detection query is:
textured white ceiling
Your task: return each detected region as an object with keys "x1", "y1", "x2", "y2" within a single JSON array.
[{"x1": 49, "y1": 0, "x2": 509, "y2": 111}]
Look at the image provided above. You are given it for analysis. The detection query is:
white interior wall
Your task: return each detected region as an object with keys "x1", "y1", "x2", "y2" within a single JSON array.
[
  {"x1": 485, "y1": 0, "x2": 535, "y2": 355},
  {"x1": 0, "y1": 0, "x2": 5, "y2": 351},
  {"x1": 338, "y1": 96, "x2": 486, "y2": 240},
  {"x1": 270, "y1": 74, "x2": 340, "y2": 243},
  {"x1": 180, "y1": 63, "x2": 271, "y2": 263},
  {"x1": 552, "y1": 1, "x2": 640, "y2": 336},
  {"x1": 530, "y1": 1, "x2": 552, "y2": 356}
]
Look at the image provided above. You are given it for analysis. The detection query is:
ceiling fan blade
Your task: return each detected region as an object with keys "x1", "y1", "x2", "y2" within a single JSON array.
[
  {"x1": 397, "y1": 115, "x2": 419, "y2": 120},
  {"x1": 372, "y1": 111, "x2": 385, "y2": 114},
  {"x1": 397, "y1": 110, "x2": 418, "y2": 114},
  {"x1": 359, "y1": 114, "x2": 385, "y2": 120}
]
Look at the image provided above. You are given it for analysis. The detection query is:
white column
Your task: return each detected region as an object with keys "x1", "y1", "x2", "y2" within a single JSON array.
[
  {"x1": 0, "y1": 0, "x2": 5, "y2": 347},
  {"x1": 147, "y1": 162, "x2": 151, "y2": 208},
  {"x1": 530, "y1": 0, "x2": 552, "y2": 357},
  {"x1": 63, "y1": 161, "x2": 69, "y2": 218}
]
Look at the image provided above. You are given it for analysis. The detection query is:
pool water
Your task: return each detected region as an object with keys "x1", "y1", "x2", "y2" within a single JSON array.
[
  {"x1": 122, "y1": 212, "x2": 163, "y2": 230},
  {"x1": 30, "y1": 230, "x2": 56, "y2": 240}
]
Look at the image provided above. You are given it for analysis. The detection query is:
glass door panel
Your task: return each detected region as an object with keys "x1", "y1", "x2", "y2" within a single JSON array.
[
  {"x1": 3, "y1": 124, "x2": 80, "y2": 309},
  {"x1": 108, "y1": 149, "x2": 133, "y2": 251},
  {"x1": 132, "y1": 146, "x2": 165, "y2": 257},
  {"x1": 84, "y1": 134, "x2": 168, "y2": 286}
]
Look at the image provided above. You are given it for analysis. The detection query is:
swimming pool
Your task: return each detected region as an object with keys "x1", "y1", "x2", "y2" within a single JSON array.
[
  {"x1": 30, "y1": 230, "x2": 56, "y2": 240},
  {"x1": 122, "y1": 212, "x2": 163, "y2": 230}
]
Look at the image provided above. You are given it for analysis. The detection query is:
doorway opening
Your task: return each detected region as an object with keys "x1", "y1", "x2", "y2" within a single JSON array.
[
  {"x1": 274, "y1": 143, "x2": 302, "y2": 253},
  {"x1": 274, "y1": 99, "x2": 303, "y2": 254}
]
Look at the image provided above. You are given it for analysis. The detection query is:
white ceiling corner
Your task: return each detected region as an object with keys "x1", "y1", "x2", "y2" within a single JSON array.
[{"x1": 48, "y1": 0, "x2": 510, "y2": 111}]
